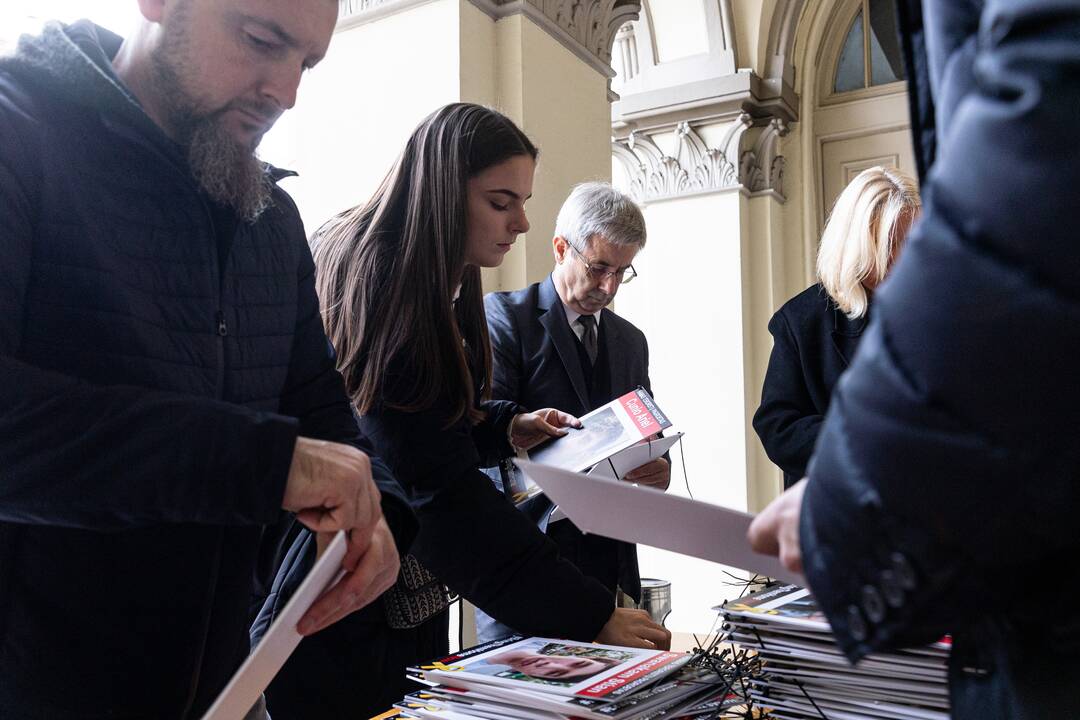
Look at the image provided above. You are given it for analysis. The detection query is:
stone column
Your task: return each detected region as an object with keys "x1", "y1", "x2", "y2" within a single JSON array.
[{"x1": 612, "y1": 112, "x2": 795, "y2": 513}]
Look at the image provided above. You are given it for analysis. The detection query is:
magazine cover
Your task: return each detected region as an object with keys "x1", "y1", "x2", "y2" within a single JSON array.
[
  {"x1": 527, "y1": 387, "x2": 672, "y2": 475},
  {"x1": 723, "y1": 585, "x2": 951, "y2": 654},
  {"x1": 420, "y1": 661, "x2": 715, "y2": 720},
  {"x1": 722, "y1": 584, "x2": 830, "y2": 632},
  {"x1": 425, "y1": 636, "x2": 687, "y2": 702}
]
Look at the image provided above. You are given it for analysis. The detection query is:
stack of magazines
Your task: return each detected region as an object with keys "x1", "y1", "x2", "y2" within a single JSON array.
[
  {"x1": 721, "y1": 584, "x2": 951, "y2": 719},
  {"x1": 396, "y1": 635, "x2": 743, "y2": 719}
]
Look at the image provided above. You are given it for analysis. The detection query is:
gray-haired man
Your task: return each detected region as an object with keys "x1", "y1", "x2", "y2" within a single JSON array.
[{"x1": 480, "y1": 182, "x2": 668, "y2": 641}]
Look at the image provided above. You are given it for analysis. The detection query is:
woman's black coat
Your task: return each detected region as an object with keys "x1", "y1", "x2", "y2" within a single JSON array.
[
  {"x1": 752, "y1": 283, "x2": 867, "y2": 489},
  {"x1": 261, "y1": 359, "x2": 613, "y2": 718}
]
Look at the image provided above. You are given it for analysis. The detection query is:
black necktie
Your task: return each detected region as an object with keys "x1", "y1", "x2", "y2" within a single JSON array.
[{"x1": 578, "y1": 315, "x2": 598, "y2": 365}]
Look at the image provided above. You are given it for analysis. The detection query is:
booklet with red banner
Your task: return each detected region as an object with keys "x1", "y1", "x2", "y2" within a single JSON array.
[{"x1": 507, "y1": 387, "x2": 675, "y2": 505}]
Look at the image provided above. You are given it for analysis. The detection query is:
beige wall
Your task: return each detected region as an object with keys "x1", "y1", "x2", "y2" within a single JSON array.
[
  {"x1": 261, "y1": 0, "x2": 463, "y2": 234},
  {"x1": 485, "y1": 15, "x2": 614, "y2": 293}
]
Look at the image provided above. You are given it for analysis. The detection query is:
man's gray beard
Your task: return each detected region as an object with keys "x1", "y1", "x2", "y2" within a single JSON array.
[
  {"x1": 150, "y1": 19, "x2": 272, "y2": 223},
  {"x1": 185, "y1": 116, "x2": 272, "y2": 223}
]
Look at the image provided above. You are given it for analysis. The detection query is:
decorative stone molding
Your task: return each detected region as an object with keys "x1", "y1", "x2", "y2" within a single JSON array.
[
  {"x1": 338, "y1": 0, "x2": 641, "y2": 84},
  {"x1": 613, "y1": 113, "x2": 789, "y2": 203},
  {"x1": 741, "y1": 117, "x2": 789, "y2": 196},
  {"x1": 614, "y1": 22, "x2": 639, "y2": 82},
  {"x1": 337, "y1": 0, "x2": 440, "y2": 29},
  {"x1": 339, "y1": 0, "x2": 395, "y2": 13},
  {"x1": 473, "y1": 0, "x2": 642, "y2": 77},
  {"x1": 610, "y1": 0, "x2": 798, "y2": 131}
]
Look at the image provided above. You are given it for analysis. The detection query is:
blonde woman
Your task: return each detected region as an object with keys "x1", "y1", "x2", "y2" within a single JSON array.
[{"x1": 753, "y1": 166, "x2": 920, "y2": 489}]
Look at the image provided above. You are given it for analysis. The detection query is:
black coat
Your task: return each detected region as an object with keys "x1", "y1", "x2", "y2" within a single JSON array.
[
  {"x1": 265, "y1": 324, "x2": 616, "y2": 718},
  {"x1": 0, "y1": 21, "x2": 414, "y2": 720},
  {"x1": 800, "y1": 1, "x2": 1080, "y2": 717},
  {"x1": 485, "y1": 276, "x2": 653, "y2": 602},
  {"x1": 753, "y1": 284, "x2": 867, "y2": 489}
]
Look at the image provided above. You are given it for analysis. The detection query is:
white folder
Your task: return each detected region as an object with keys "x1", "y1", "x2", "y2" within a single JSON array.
[
  {"x1": 516, "y1": 459, "x2": 803, "y2": 586},
  {"x1": 586, "y1": 432, "x2": 683, "y2": 480},
  {"x1": 202, "y1": 530, "x2": 348, "y2": 720}
]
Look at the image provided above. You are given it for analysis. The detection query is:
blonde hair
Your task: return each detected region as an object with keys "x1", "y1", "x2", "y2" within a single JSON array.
[{"x1": 816, "y1": 166, "x2": 921, "y2": 319}]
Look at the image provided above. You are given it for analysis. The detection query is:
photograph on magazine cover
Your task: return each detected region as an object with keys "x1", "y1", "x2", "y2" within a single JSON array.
[
  {"x1": 528, "y1": 407, "x2": 626, "y2": 471},
  {"x1": 465, "y1": 639, "x2": 640, "y2": 688}
]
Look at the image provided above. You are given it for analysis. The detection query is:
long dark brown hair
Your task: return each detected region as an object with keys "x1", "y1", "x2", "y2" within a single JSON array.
[{"x1": 313, "y1": 103, "x2": 538, "y2": 425}]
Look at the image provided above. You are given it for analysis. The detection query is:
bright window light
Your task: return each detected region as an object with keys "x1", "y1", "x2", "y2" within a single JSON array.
[{"x1": 0, "y1": 2, "x2": 142, "y2": 53}]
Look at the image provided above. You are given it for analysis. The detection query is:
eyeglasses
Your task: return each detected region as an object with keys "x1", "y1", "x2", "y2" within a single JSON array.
[{"x1": 567, "y1": 243, "x2": 638, "y2": 285}]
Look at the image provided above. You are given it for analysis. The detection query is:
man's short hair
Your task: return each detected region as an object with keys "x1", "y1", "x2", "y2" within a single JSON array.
[{"x1": 555, "y1": 182, "x2": 646, "y2": 251}]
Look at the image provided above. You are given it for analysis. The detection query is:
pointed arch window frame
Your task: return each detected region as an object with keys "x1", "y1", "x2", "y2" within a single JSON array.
[{"x1": 818, "y1": 0, "x2": 907, "y2": 106}]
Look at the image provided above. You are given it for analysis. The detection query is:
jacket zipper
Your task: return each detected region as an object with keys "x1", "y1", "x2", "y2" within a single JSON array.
[{"x1": 181, "y1": 198, "x2": 233, "y2": 715}]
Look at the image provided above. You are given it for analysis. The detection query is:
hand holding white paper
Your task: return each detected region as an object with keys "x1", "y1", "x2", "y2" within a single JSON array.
[
  {"x1": 586, "y1": 433, "x2": 683, "y2": 480},
  {"x1": 202, "y1": 530, "x2": 348, "y2": 720},
  {"x1": 516, "y1": 459, "x2": 803, "y2": 586}
]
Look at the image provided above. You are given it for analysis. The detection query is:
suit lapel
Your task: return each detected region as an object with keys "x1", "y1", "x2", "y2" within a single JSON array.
[
  {"x1": 600, "y1": 308, "x2": 627, "y2": 392},
  {"x1": 538, "y1": 276, "x2": 590, "y2": 410}
]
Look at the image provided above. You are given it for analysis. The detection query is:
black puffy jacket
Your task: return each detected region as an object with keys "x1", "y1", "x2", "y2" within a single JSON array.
[
  {"x1": 0, "y1": 21, "x2": 413, "y2": 719},
  {"x1": 800, "y1": 1, "x2": 1080, "y2": 717}
]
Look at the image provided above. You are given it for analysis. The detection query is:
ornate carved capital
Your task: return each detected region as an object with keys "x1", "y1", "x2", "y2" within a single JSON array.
[
  {"x1": 613, "y1": 114, "x2": 789, "y2": 203},
  {"x1": 338, "y1": 1, "x2": 641, "y2": 81},
  {"x1": 741, "y1": 117, "x2": 790, "y2": 196},
  {"x1": 480, "y1": 0, "x2": 642, "y2": 75}
]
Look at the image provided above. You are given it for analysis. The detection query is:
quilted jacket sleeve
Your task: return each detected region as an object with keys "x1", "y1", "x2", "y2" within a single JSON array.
[
  {"x1": 0, "y1": 75, "x2": 290, "y2": 530},
  {"x1": 273, "y1": 196, "x2": 416, "y2": 550},
  {"x1": 800, "y1": 0, "x2": 1080, "y2": 661}
]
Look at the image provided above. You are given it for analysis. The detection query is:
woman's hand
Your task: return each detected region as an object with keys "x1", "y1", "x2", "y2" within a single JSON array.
[{"x1": 510, "y1": 408, "x2": 582, "y2": 451}]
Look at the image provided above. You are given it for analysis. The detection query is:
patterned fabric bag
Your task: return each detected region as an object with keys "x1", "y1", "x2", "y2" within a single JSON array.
[{"x1": 382, "y1": 554, "x2": 456, "y2": 629}]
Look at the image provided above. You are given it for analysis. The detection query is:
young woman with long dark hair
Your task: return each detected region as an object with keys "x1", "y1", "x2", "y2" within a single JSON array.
[{"x1": 264, "y1": 103, "x2": 668, "y2": 718}]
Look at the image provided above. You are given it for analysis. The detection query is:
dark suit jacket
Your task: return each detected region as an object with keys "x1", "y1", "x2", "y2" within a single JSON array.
[
  {"x1": 752, "y1": 284, "x2": 867, "y2": 489},
  {"x1": 801, "y1": 2, "x2": 1080, "y2": 717},
  {"x1": 485, "y1": 276, "x2": 653, "y2": 602}
]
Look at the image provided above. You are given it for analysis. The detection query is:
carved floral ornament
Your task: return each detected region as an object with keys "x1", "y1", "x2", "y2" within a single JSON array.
[
  {"x1": 339, "y1": 0, "x2": 641, "y2": 69},
  {"x1": 613, "y1": 115, "x2": 789, "y2": 203}
]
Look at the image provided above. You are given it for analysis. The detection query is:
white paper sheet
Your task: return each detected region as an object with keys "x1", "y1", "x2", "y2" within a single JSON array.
[
  {"x1": 516, "y1": 460, "x2": 803, "y2": 586},
  {"x1": 586, "y1": 432, "x2": 683, "y2": 480},
  {"x1": 548, "y1": 433, "x2": 683, "y2": 522},
  {"x1": 202, "y1": 530, "x2": 348, "y2": 720}
]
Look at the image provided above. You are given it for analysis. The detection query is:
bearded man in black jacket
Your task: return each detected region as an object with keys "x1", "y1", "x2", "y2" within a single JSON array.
[{"x1": 0, "y1": 2, "x2": 411, "y2": 717}]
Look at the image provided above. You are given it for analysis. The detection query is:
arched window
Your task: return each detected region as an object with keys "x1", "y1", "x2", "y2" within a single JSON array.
[{"x1": 832, "y1": 0, "x2": 905, "y2": 94}]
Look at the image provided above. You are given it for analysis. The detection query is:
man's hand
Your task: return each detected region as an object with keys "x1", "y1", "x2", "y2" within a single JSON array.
[
  {"x1": 282, "y1": 437, "x2": 381, "y2": 534},
  {"x1": 595, "y1": 608, "x2": 672, "y2": 650},
  {"x1": 623, "y1": 457, "x2": 670, "y2": 490},
  {"x1": 510, "y1": 408, "x2": 582, "y2": 451},
  {"x1": 297, "y1": 517, "x2": 400, "y2": 635},
  {"x1": 747, "y1": 478, "x2": 807, "y2": 574}
]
